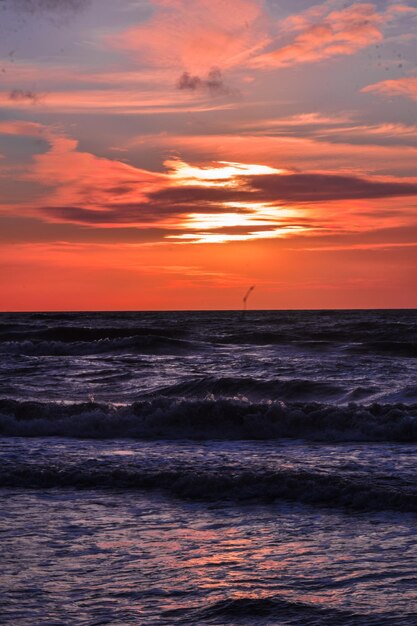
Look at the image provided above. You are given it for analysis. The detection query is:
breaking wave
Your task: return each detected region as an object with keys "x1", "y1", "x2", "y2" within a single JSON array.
[
  {"x1": 0, "y1": 397, "x2": 416, "y2": 442},
  {"x1": 144, "y1": 376, "x2": 350, "y2": 401}
]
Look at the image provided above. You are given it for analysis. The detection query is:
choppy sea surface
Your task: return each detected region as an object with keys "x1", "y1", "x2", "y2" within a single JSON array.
[{"x1": 1, "y1": 309, "x2": 416, "y2": 625}]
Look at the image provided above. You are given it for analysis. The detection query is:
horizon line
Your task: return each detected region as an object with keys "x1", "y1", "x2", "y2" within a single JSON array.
[{"x1": 1, "y1": 307, "x2": 416, "y2": 314}]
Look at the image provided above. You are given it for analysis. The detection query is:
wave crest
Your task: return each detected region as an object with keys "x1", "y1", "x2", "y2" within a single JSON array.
[
  {"x1": 0, "y1": 334, "x2": 199, "y2": 356},
  {"x1": 188, "y1": 596, "x2": 396, "y2": 625},
  {"x1": 2, "y1": 457, "x2": 416, "y2": 513},
  {"x1": 0, "y1": 397, "x2": 416, "y2": 442}
]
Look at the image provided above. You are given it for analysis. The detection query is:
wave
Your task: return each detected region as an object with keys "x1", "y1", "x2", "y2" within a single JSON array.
[
  {"x1": 219, "y1": 321, "x2": 417, "y2": 353},
  {"x1": 2, "y1": 457, "x2": 416, "y2": 513},
  {"x1": 0, "y1": 334, "x2": 201, "y2": 356},
  {"x1": 0, "y1": 397, "x2": 416, "y2": 442},
  {"x1": 1, "y1": 336, "x2": 414, "y2": 358},
  {"x1": 220, "y1": 330, "x2": 289, "y2": 345},
  {"x1": 347, "y1": 341, "x2": 417, "y2": 358},
  {"x1": 183, "y1": 596, "x2": 402, "y2": 625},
  {"x1": 0, "y1": 325, "x2": 187, "y2": 343},
  {"x1": 145, "y1": 376, "x2": 349, "y2": 401}
]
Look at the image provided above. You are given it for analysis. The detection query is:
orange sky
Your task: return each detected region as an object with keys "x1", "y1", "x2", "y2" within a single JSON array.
[{"x1": 0, "y1": 0, "x2": 416, "y2": 310}]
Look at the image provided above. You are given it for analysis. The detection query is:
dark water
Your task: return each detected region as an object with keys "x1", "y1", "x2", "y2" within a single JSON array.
[{"x1": 1, "y1": 310, "x2": 416, "y2": 624}]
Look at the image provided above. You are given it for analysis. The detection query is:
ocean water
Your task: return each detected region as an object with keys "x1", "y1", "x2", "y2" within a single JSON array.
[{"x1": 1, "y1": 309, "x2": 416, "y2": 625}]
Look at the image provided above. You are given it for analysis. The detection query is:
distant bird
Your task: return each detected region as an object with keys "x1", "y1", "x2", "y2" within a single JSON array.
[{"x1": 242, "y1": 285, "x2": 255, "y2": 319}]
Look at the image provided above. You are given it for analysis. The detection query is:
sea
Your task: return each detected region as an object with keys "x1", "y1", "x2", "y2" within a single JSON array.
[{"x1": 0, "y1": 309, "x2": 416, "y2": 625}]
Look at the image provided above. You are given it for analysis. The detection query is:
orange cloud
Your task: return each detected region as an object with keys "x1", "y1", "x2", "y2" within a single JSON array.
[
  {"x1": 0, "y1": 119, "x2": 45, "y2": 138},
  {"x1": 251, "y1": 2, "x2": 387, "y2": 69},
  {"x1": 0, "y1": 88, "x2": 238, "y2": 114},
  {"x1": 107, "y1": 0, "x2": 414, "y2": 80},
  {"x1": 109, "y1": 0, "x2": 267, "y2": 74},
  {"x1": 3, "y1": 1, "x2": 413, "y2": 123},
  {"x1": 362, "y1": 76, "x2": 417, "y2": 101},
  {"x1": 136, "y1": 131, "x2": 417, "y2": 178},
  {"x1": 0, "y1": 121, "x2": 168, "y2": 220},
  {"x1": 2, "y1": 120, "x2": 416, "y2": 247},
  {"x1": 0, "y1": 60, "x2": 175, "y2": 89},
  {"x1": 241, "y1": 114, "x2": 417, "y2": 147}
]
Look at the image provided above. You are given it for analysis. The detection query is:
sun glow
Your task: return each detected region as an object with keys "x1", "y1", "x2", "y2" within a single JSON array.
[
  {"x1": 166, "y1": 158, "x2": 287, "y2": 187},
  {"x1": 168, "y1": 224, "x2": 306, "y2": 244},
  {"x1": 185, "y1": 210, "x2": 277, "y2": 230},
  {"x1": 160, "y1": 158, "x2": 305, "y2": 243}
]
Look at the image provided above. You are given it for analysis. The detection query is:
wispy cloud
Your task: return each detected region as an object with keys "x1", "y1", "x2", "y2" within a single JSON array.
[
  {"x1": 108, "y1": 0, "x2": 415, "y2": 78},
  {"x1": 240, "y1": 113, "x2": 417, "y2": 147},
  {"x1": 250, "y1": 2, "x2": 409, "y2": 69},
  {"x1": 362, "y1": 76, "x2": 417, "y2": 101},
  {"x1": 108, "y1": 0, "x2": 266, "y2": 73},
  {"x1": 132, "y1": 131, "x2": 417, "y2": 179},
  {"x1": 0, "y1": 88, "x2": 238, "y2": 114}
]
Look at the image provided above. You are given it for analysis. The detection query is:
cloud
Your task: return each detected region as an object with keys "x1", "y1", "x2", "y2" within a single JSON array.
[
  {"x1": 239, "y1": 113, "x2": 417, "y2": 147},
  {"x1": 2, "y1": 121, "x2": 416, "y2": 245},
  {"x1": 362, "y1": 76, "x2": 417, "y2": 101},
  {"x1": 317, "y1": 123, "x2": 417, "y2": 148},
  {"x1": 0, "y1": 119, "x2": 45, "y2": 137},
  {"x1": 107, "y1": 0, "x2": 415, "y2": 83},
  {"x1": 0, "y1": 120, "x2": 168, "y2": 217},
  {"x1": 39, "y1": 164, "x2": 416, "y2": 245},
  {"x1": 132, "y1": 131, "x2": 417, "y2": 182},
  {"x1": 177, "y1": 67, "x2": 236, "y2": 96},
  {"x1": 246, "y1": 173, "x2": 417, "y2": 202},
  {"x1": 250, "y1": 2, "x2": 386, "y2": 69},
  {"x1": 0, "y1": 87, "x2": 239, "y2": 114},
  {"x1": 9, "y1": 88, "x2": 42, "y2": 104},
  {"x1": 108, "y1": 0, "x2": 267, "y2": 74},
  {"x1": 177, "y1": 72, "x2": 202, "y2": 91},
  {"x1": 35, "y1": 157, "x2": 417, "y2": 226}
]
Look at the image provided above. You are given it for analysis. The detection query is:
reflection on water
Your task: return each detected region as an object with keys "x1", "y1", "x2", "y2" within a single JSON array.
[{"x1": 1, "y1": 487, "x2": 416, "y2": 625}]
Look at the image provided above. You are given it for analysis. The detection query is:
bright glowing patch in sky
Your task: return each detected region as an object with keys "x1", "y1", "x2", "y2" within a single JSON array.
[
  {"x1": 168, "y1": 225, "x2": 306, "y2": 244},
  {"x1": 166, "y1": 158, "x2": 287, "y2": 187},
  {"x1": 164, "y1": 159, "x2": 299, "y2": 242}
]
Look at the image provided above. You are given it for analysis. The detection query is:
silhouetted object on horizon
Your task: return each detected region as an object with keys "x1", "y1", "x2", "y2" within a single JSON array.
[{"x1": 242, "y1": 286, "x2": 255, "y2": 319}]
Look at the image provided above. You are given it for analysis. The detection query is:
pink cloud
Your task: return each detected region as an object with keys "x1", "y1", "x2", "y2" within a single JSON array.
[
  {"x1": 362, "y1": 76, "x2": 417, "y2": 101},
  {"x1": 0, "y1": 121, "x2": 168, "y2": 220},
  {"x1": 0, "y1": 120, "x2": 45, "y2": 138},
  {"x1": 135, "y1": 131, "x2": 417, "y2": 178},
  {"x1": 109, "y1": 0, "x2": 267, "y2": 74},
  {"x1": 250, "y1": 3, "x2": 386, "y2": 69},
  {"x1": 107, "y1": 0, "x2": 414, "y2": 79},
  {"x1": 239, "y1": 114, "x2": 417, "y2": 147},
  {"x1": 0, "y1": 88, "x2": 239, "y2": 114}
]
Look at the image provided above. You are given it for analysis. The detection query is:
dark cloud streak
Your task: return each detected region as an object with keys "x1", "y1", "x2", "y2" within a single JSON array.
[
  {"x1": 247, "y1": 174, "x2": 417, "y2": 202},
  {"x1": 37, "y1": 173, "x2": 417, "y2": 229},
  {"x1": 177, "y1": 67, "x2": 237, "y2": 97},
  {"x1": 9, "y1": 89, "x2": 42, "y2": 104}
]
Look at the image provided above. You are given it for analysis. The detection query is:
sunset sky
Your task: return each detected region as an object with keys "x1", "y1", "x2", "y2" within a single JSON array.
[{"x1": 0, "y1": 0, "x2": 416, "y2": 310}]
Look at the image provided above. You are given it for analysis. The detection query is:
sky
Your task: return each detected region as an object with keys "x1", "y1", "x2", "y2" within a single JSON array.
[{"x1": 0, "y1": 0, "x2": 416, "y2": 311}]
